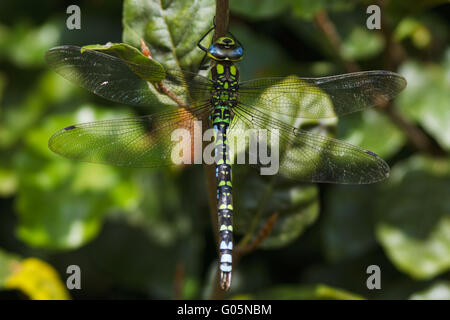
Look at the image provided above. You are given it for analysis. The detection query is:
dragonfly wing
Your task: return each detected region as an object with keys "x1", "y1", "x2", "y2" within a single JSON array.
[
  {"x1": 238, "y1": 71, "x2": 406, "y2": 119},
  {"x1": 229, "y1": 104, "x2": 389, "y2": 184},
  {"x1": 49, "y1": 103, "x2": 212, "y2": 167},
  {"x1": 45, "y1": 46, "x2": 211, "y2": 107}
]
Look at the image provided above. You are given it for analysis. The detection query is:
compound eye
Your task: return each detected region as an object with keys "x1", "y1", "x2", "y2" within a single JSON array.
[
  {"x1": 229, "y1": 47, "x2": 243, "y2": 60},
  {"x1": 209, "y1": 46, "x2": 226, "y2": 60}
]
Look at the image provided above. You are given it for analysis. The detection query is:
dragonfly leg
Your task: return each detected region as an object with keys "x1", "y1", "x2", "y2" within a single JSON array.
[{"x1": 197, "y1": 26, "x2": 215, "y2": 53}]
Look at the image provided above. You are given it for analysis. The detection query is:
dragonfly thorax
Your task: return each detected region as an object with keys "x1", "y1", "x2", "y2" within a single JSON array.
[{"x1": 210, "y1": 62, "x2": 239, "y2": 107}]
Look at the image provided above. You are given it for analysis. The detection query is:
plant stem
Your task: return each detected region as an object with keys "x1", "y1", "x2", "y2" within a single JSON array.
[
  {"x1": 238, "y1": 176, "x2": 277, "y2": 247},
  {"x1": 173, "y1": 262, "x2": 184, "y2": 300},
  {"x1": 236, "y1": 212, "x2": 280, "y2": 259},
  {"x1": 313, "y1": 10, "x2": 360, "y2": 73},
  {"x1": 214, "y1": 0, "x2": 229, "y2": 40}
]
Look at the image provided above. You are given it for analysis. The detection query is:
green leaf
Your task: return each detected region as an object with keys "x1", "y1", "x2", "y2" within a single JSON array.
[
  {"x1": 375, "y1": 156, "x2": 450, "y2": 279},
  {"x1": 397, "y1": 51, "x2": 450, "y2": 151},
  {"x1": 341, "y1": 27, "x2": 385, "y2": 61},
  {"x1": 0, "y1": 71, "x2": 74, "y2": 150},
  {"x1": 81, "y1": 42, "x2": 165, "y2": 82},
  {"x1": 15, "y1": 163, "x2": 112, "y2": 249},
  {"x1": 0, "y1": 20, "x2": 60, "y2": 67},
  {"x1": 337, "y1": 109, "x2": 406, "y2": 159},
  {"x1": 14, "y1": 106, "x2": 139, "y2": 249},
  {"x1": 0, "y1": 166, "x2": 18, "y2": 197},
  {"x1": 256, "y1": 284, "x2": 364, "y2": 300},
  {"x1": 409, "y1": 281, "x2": 450, "y2": 300},
  {"x1": 124, "y1": 170, "x2": 187, "y2": 245},
  {"x1": 122, "y1": 0, "x2": 215, "y2": 71},
  {"x1": 394, "y1": 18, "x2": 432, "y2": 49}
]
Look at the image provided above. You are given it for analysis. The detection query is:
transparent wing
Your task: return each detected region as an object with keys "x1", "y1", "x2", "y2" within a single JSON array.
[
  {"x1": 45, "y1": 46, "x2": 212, "y2": 107},
  {"x1": 238, "y1": 71, "x2": 406, "y2": 119},
  {"x1": 48, "y1": 103, "x2": 212, "y2": 167},
  {"x1": 228, "y1": 104, "x2": 389, "y2": 184}
]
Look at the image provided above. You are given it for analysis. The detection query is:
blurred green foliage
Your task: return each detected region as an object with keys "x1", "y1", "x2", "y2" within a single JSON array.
[{"x1": 0, "y1": 0, "x2": 449, "y2": 299}]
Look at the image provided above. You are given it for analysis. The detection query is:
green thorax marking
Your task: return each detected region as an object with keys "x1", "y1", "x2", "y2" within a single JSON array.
[{"x1": 211, "y1": 61, "x2": 239, "y2": 124}]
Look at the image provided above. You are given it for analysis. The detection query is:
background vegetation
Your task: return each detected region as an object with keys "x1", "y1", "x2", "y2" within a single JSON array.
[{"x1": 0, "y1": 0, "x2": 449, "y2": 299}]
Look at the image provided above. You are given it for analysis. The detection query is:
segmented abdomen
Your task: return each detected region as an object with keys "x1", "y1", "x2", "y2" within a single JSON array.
[
  {"x1": 213, "y1": 105, "x2": 233, "y2": 290},
  {"x1": 210, "y1": 61, "x2": 238, "y2": 290}
]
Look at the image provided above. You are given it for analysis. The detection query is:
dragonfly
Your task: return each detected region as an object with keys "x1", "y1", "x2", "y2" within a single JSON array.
[{"x1": 45, "y1": 26, "x2": 406, "y2": 291}]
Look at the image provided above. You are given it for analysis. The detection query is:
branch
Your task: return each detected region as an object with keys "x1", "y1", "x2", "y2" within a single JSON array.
[
  {"x1": 235, "y1": 212, "x2": 280, "y2": 259},
  {"x1": 313, "y1": 10, "x2": 360, "y2": 73},
  {"x1": 214, "y1": 0, "x2": 229, "y2": 40},
  {"x1": 140, "y1": 39, "x2": 188, "y2": 109},
  {"x1": 238, "y1": 176, "x2": 277, "y2": 247},
  {"x1": 173, "y1": 261, "x2": 184, "y2": 300}
]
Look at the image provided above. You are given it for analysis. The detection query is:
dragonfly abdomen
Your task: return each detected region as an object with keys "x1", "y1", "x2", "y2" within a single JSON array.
[{"x1": 211, "y1": 61, "x2": 238, "y2": 291}]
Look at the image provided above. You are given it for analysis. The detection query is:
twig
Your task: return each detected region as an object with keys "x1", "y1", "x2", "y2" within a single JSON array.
[
  {"x1": 377, "y1": 0, "x2": 406, "y2": 70},
  {"x1": 235, "y1": 212, "x2": 280, "y2": 259},
  {"x1": 239, "y1": 176, "x2": 277, "y2": 247},
  {"x1": 382, "y1": 104, "x2": 440, "y2": 154},
  {"x1": 214, "y1": 0, "x2": 229, "y2": 41},
  {"x1": 140, "y1": 39, "x2": 189, "y2": 109},
  {"x1": 376, "y1": 0, "x2": 442, "y2": 155},
  {"x1": 173, "y1": 262, "x2": 185, "y2": 300},
  {"x1": 313, "y1": 10, "x2": 360, "y2": 73}
]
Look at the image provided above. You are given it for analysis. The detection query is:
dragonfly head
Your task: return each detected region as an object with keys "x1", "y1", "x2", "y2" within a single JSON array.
[{"x1": 207, "y1": 36, "x2": 243, "y2": 62}]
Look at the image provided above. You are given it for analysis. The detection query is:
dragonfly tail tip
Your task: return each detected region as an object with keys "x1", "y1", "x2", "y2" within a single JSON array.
[{"x1": 220, "y1": 272, "x2": 232, "y2": 291}]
